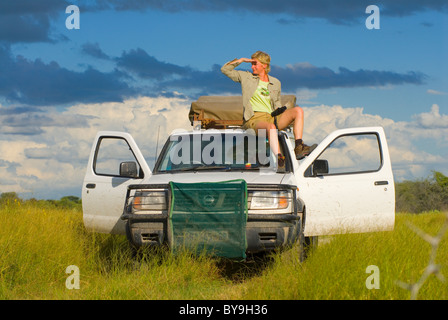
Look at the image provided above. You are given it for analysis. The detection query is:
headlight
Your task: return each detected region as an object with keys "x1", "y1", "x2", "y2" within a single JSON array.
[
  {"x1": 132, "y1": 190, "x2": 167, "y2": 213},
  {"x1": 249, "y1": 190, "x2": 291, "y2": 210}
]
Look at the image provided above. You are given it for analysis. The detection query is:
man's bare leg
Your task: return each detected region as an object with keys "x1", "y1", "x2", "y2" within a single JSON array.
[
  {"x1": 255, "y1": 121, "x2": 279, "y2": 155},
  {"x1": 276, "y1": 106, "x2": 304, "y2": 140},
  {"x1": 276, "y1": 106, "x2": 316, "y2": 159}
]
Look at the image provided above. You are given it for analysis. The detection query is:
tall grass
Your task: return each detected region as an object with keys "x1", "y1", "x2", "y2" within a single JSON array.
[
  {"x1": 0, "y1": 200, "x2": 447, "y2": 300},
  {"x1": 242, "y1": 212, "x2": 448, "y2": 300}
]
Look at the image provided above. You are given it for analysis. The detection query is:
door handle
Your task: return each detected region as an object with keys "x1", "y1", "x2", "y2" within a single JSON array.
[
  {"x1": 374, "y1": 181, "x2": 388, "y2": 186},
  {"x1": 86, "y1": 183, "x2": 96, "y2": 189}
]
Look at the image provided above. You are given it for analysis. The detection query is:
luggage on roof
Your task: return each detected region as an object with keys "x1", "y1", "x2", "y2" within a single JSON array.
[{"x1": 189, "y1": 95, "x2": 297, "y2": 129}]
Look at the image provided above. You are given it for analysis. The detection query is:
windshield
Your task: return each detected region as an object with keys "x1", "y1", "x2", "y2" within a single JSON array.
[{"x1": 154, "y1": 131, "x2": 281, "y2": 173}]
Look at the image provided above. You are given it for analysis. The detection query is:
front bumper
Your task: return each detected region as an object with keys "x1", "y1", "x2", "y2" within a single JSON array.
[{"x1": 121, "y1": 184, "x2": 302, "y2": 254}]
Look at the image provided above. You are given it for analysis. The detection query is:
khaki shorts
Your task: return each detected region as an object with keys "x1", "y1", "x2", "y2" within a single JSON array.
[{"x1": 243, "y1": 112, "x2": 283, "y2": 131}]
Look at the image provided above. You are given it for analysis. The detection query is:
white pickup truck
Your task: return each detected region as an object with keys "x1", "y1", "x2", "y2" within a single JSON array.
[{"x1": 82, "y1": 96, "x2": 395, "y2": 259}]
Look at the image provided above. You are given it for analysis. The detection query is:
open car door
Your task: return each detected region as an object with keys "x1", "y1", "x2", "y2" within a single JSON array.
[
  {"x1": 296, "y1": 127, "x2": 395, "y2": 236},
  {"x1": 82, "y1": 131, "x2": 151, "y2": 234}
]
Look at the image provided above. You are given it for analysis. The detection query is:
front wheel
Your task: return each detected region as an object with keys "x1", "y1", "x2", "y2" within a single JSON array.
[
  {"x1": 125, "y1": 220, "x2": 139, "y2": 253},
  {"x1": 295, "y1": 219, "x2": 305, "y2": 263},
  {"x1": 304, "y1": 236, "x2": 318, "y2": 259}
]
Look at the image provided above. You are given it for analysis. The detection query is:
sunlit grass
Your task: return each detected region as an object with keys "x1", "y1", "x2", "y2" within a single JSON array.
[
  {"x1": 0, "y1": 200, "x2": 446, "y2": 300},
  {"x1": 240, "y1": 212, "x2": 448, "y2": 300}
]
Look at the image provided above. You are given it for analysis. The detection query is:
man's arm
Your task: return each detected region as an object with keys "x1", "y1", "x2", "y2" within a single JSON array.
[
  {"x1": 273, "y1": 80, "x2": 282, "y2": 110},
  {"x1": 221, "y1": 58, "x2": 254, "y2": 82}
]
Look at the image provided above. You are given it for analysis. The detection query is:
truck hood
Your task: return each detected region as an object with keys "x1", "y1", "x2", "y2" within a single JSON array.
[{"x1": 142, "y1": 171, "x2": 291, "y2": 185}]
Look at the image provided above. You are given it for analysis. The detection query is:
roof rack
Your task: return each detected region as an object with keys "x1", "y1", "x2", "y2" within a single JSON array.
[
  {"x1": 189, "y1": 95, "x2": 297, "y2": 130},
  {"x1": 192, "y1": 109, "x2": 244, "y2": 129}
]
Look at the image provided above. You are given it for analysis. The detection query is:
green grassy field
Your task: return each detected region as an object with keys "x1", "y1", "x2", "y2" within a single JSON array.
[{"x1": 0, "y1": 200, "x2": 447, "y2": 300}]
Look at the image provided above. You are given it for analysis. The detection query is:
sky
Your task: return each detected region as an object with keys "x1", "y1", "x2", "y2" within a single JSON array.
[{"x1": 0, "y1": 0, "x2": 447, "y2": 199}]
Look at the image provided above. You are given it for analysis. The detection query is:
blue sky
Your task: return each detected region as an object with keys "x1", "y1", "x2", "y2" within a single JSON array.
[{"x1": 1, "y1": 0, "x2": 447, "y2": 199}]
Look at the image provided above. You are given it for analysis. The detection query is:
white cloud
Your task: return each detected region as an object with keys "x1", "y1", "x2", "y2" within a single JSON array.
[
  {"x1": 302, "y1": 104, "x2": 448, "y2": 181},
  {"x1": 0, "y1": 96, "x2": 191, "y2": 198},
  {"x1": 1, "y1": 97, "x2": 447, "y2": 199},
  {"x1": 294, "y1": 89, "x2": 318, "y2": 105},
  {"x1": 413, "y1": 104, "x2": 448, "y2": 129},
  {"x1": 427, "y1": 89, "x2": 447, "y2": 95}
]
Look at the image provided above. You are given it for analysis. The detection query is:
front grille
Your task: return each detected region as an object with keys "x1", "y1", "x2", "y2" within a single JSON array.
[{"x1": 172, "y1": 189, "x2": 244, "y2": 213}]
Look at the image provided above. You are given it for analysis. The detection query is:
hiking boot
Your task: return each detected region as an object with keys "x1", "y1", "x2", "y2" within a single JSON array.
[
  {"x1": 277, "y1": 154, "x2": 286, "y2": 172},
  {"x1": 295, "y1": 143, "x2": 317, "y2": 160}
]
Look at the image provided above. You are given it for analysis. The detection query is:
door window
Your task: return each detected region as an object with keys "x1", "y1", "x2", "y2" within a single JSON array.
[
  {"x1": 306, "y1": 133, "x2": 382, "y2": 176},
  {"x1": 94, "y1": 137, "x2": 142, "y2": 177}
]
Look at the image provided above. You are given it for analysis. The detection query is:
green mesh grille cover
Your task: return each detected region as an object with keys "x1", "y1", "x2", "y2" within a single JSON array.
[{"x1": 168, "y1": 179, "x2": 248, "y2": 259}]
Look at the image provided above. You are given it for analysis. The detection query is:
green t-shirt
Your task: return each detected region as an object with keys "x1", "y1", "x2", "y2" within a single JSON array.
[{"x1": 249, "y1": 80, "x2": 272, "y2": 113}]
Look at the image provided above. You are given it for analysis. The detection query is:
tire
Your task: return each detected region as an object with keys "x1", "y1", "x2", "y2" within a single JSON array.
[
  {"x1": 125, "y1": 220, "x2": 139, "y2": 253},
  {"x1": 304, "y1": 236, "x2": 318, "y2": 259},
  {"x1": 296, "y1": 218, "x2": 305, "y2": 263}
]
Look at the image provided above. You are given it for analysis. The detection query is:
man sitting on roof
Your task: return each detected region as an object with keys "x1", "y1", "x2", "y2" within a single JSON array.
[{"x1": 221, "y1": 51, "x2": 316, "y2": 165}]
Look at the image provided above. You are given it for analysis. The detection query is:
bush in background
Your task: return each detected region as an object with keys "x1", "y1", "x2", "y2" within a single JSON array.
[
  {"x1": 395, "y1": 171, "x2": 448, "y2": 213},
  {"x1": 0, "y1": 193, "x2": 82, "y2": 211}
]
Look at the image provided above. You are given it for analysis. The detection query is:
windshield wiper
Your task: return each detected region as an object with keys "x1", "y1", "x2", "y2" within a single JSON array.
[{"x1": 174, "y1": 165, "x2": 232, "y2": 172}]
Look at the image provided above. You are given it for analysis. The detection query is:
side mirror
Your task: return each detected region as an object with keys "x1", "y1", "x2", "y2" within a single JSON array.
[
  {"x1": 120, "y1": 161, "x2": 138, "y2": 178},
  {"x1": 312, "y1": 159, "x2": 329, "y2": 176}
]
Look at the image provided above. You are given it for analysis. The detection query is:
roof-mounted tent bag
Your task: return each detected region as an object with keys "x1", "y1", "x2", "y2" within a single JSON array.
[{"x1": 189, "y1": 95, "x2": 297, "y2": 129}]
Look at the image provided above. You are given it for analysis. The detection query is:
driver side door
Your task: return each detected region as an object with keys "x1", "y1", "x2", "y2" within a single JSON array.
[{"x1": 82, "y1": 131, "x2": 151, "y2": 234}]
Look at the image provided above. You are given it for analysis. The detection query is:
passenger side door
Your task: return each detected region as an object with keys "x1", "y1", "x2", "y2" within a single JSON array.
[{"x1": 296, "y1": 127, "x2": 395, "y2": 236}]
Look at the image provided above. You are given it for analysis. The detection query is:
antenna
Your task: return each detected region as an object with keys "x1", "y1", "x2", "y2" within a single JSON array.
[{"x1": 154, "y1": 125, "x2": 160, "y2": 164}]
